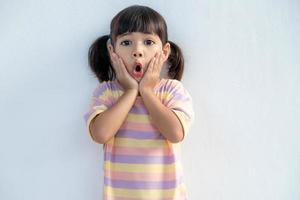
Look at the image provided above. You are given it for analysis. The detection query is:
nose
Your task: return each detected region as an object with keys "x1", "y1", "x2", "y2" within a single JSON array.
[
  {"x1": 132, "y1": 52, "x2": 143, "y2": 57},
  {"x1": 132, "y1": 44, "x2": 143, "y2": 58}
]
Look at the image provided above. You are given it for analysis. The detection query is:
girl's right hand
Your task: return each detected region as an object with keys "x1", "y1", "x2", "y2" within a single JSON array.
[{"x1": 109, "y1": 51, "x2": 138, "y2": 91}]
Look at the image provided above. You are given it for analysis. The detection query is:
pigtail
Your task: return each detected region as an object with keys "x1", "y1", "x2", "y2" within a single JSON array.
[
  {"x1": 167, "y1": 41, "x2": 184, "y2": 81},
  {"x1": 88, "y1": 35, "x2": 115, "y2": 82}
]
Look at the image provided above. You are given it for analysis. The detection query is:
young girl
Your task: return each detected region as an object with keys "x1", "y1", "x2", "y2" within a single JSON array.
[{"x1": 84, "y1": 5, "x2": 194, "y2": 200}]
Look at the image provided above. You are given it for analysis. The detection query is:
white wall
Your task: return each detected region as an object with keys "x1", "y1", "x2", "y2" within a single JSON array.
[{"x1": 1, "y1": 0, "x2": 299, "y2": 199}]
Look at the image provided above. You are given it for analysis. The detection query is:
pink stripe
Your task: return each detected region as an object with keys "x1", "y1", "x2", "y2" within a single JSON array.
[
  {"x1": 104, "y1": 170, "x2": 178, "y2": 181},
  {"x1": 120, "y1": 122, "x2": 157, "y2": 132},
  {"x1": 133, "y1": 98, "x2": 144, "y2": 106},
  {"x1": 104, "y1": 194, "x2": 186, "y2": 200},
  {"x1": 104, "y1": 96, "x2": 116, "y2": 105},
  {"x1": 105, "y1": 145, "x2": 171, "y2": 156},
  {"x1": 92, "y1": 95, "x2": 115, "y2": 106}
]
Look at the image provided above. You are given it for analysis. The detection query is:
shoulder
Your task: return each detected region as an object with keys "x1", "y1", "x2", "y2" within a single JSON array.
[
  {"x1": 92, "y1": 80, "x2": 121, "y2": 97},
  {"x1": 160, "y1": 79, "x2": 193, "y2": 103},
  {"x1": 159, "y1": 78, "x2": 187, "y2": 94}
]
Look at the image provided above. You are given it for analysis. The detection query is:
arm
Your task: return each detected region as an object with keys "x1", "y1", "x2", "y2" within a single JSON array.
[
  {"x1": 138, "y1": 51, "x2": 184, "y2": 143},
  {"x1": 90, "y1": 89, "x2": 138, "y2": 144},
  {"x1": 140, "y1": 88, "x2": 184, "y2": 143},
  {"x1": 90, "y1": 45, "x2": 139, "y2": 144}
]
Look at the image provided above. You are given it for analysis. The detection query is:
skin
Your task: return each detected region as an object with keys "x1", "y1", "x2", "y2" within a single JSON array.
[{"x1": 89, "y1": 32, "x2": 184, "y2": 144}]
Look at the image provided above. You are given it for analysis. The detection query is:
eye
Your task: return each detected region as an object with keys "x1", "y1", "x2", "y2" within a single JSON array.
[
  {"x1": 120, "y1": 40, "x2": 131, "y2": 46},
  {"x1": 145, "y1": 40, "x2": 155, "y2": 45}
]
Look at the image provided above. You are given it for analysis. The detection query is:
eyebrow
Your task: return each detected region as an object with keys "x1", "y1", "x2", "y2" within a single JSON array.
[
  {"x1": 118, "y1": 32, "x2": 131, "y2": 37},
  {"x1": 118, "y1": 32, "x2": 155, "y2": 38}
]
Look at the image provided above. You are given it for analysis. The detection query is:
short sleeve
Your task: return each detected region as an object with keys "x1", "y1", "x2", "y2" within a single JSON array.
[
  {"x1": 165, "y1": 81, "x2": 195, "y2": 140},
  {"x1": 83, "y1": 82, "x2": 113, "y2": 141}
]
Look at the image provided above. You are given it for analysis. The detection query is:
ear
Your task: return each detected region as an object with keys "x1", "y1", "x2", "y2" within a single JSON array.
[
  {"x1": 107, "y1": 41, "x2": 114, "y2": 57},
  {"x1": 162, "y1": 42, "x2": 171, "y2": 62}
]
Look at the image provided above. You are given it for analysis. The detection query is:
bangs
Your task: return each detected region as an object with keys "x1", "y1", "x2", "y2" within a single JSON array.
[
  {"x1": 117, "y1": 12, "x2": 158, "y2": 35},
  {"x1": 110, "y1": 5, "x2": 167, "y2": 44}
]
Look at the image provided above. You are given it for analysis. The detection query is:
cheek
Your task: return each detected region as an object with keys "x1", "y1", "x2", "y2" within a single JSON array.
[
  {"x1": 115, "y1": 48, "x2": 125, "y2": 57},
  {"x1": 117, "y1": 55, "x2": 131, "y2": 71},
  {"x1": 114, "y1": 49, "x2": 128, "y2": 63},
  {"x1": 147, "y1": 49, "x2": 161, "y2": 63},
  {"x1": 153, "y1": 47, "x2": 164, "y2": 57}
]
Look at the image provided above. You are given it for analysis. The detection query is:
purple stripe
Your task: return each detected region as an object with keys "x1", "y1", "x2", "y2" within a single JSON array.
[
  {"x1": 110, "y1": 81, "x2": 121, "y2": 91},
  {"x1": 156, "y1": 79, "x2": 174, "y2": 91},
  {"x1": 116, "y1": 129, "x2": 165, "y2": 140},
  {"x1": 93, "y1": 81, "x2": 122, "y2": 96},
  {"x1": 172, "y1": 93, "x2": 190, "y2": 102},
  {"x1": 104, "y1": 177, "x2": 182, "y2": 189},
  {"x1": 104, "y1": 153, "x2": 175, "y2": 164},
  {"x1": 130, "y1": 106, "x2": 149, "y2": 114},
  {"x1": 93, "y1": 83, "x2": 109, "y2": 97}
]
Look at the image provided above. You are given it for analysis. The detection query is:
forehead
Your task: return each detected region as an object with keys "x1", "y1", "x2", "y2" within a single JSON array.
[{"x1": 117, "y1": 32, "x2": 160, "y2": 40}]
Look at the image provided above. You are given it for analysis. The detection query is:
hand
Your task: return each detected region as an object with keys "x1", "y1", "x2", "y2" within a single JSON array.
[
  {"x1": 139, "y1": 51, "x2": 165, "y2": 93},
  {"x1": 109, "y1": 51, "x2": 138, "y2": 91}
]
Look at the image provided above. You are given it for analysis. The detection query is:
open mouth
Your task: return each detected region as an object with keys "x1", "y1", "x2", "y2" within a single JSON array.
[
  {"x1": 133, "y1": 63, "x2": 143, "y2": 78},
  {"x1": 135, "y1": 64, "x2": 141, "y2": 72}
]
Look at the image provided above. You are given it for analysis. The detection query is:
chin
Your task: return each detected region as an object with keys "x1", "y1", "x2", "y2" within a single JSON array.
[
  {"x1": 136, "y1": 78, "x2": 142, "y2": 82},
  {"x1": 133, "y1": 76, "x2": 142, "y2": 82}
]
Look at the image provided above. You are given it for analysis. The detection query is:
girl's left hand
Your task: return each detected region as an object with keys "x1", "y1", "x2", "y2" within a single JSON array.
[{"x1": 139, "y1": 51, "x2": 165, "y2": 93}]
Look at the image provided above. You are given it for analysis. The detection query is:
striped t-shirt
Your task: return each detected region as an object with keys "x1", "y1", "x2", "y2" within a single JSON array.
[{"x1": 84, "y1": 78, "x2": 194, "y2": 200}]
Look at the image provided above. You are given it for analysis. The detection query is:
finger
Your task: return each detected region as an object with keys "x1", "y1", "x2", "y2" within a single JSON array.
[
  {"x1": 158, "y1": 52, "x2": 165, "y2": 72},
  {"x1": 154, "y1": 52, "x2": 162, "y2": 72},
  {"x1": 153, "y1": 52, "x2": 160, "y2": 71},
  {"x1": 111, "y1": 53, "x2": 120, "y2": 74},
  {"x1": 147, "y1": 55, "x2": 156, "y2": 74},
  {"x1": 153, "y1": 52, "x2": 161, "y2": 73},
  {"x1": 118, "y1": 56, "x2": 129, "y2": 76}
]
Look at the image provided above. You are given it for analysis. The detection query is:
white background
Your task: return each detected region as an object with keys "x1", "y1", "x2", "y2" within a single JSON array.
[{"x1": 1, "y1": 0, "x2": 299, "y2": 199}]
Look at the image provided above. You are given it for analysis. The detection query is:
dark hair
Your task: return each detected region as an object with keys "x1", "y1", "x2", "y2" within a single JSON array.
[{"x1": 88, "y1": 5, "x2": 184, "y2": 82}]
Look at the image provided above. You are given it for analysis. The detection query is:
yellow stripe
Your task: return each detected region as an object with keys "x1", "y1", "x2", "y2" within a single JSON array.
[
  {"x1": 104, "y1": 161, "x2": 180, "y2": 173},
  {"x1": 107, "y1": 138, "x2": 166, "y2": 148},
  {"x1": 155, "y1": 91, "x2": 172, "y2": 101},
  {"x1": 99, "y1": 89, "x2": 173, "y2": 104},
  {"x1": 104, "y1": 184, "x2": 186, "y2": 198},
  {"x1": 127, "y1": 113, "x2": 150, "y2": 123},
  {"x1": 101, "y1": 89, "x2": 122, "y2": 99}
]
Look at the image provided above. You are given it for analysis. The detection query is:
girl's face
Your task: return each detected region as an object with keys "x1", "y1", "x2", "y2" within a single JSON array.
[{"x1": 108, "y1": 32, "x2": 170, "y2": 82}]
